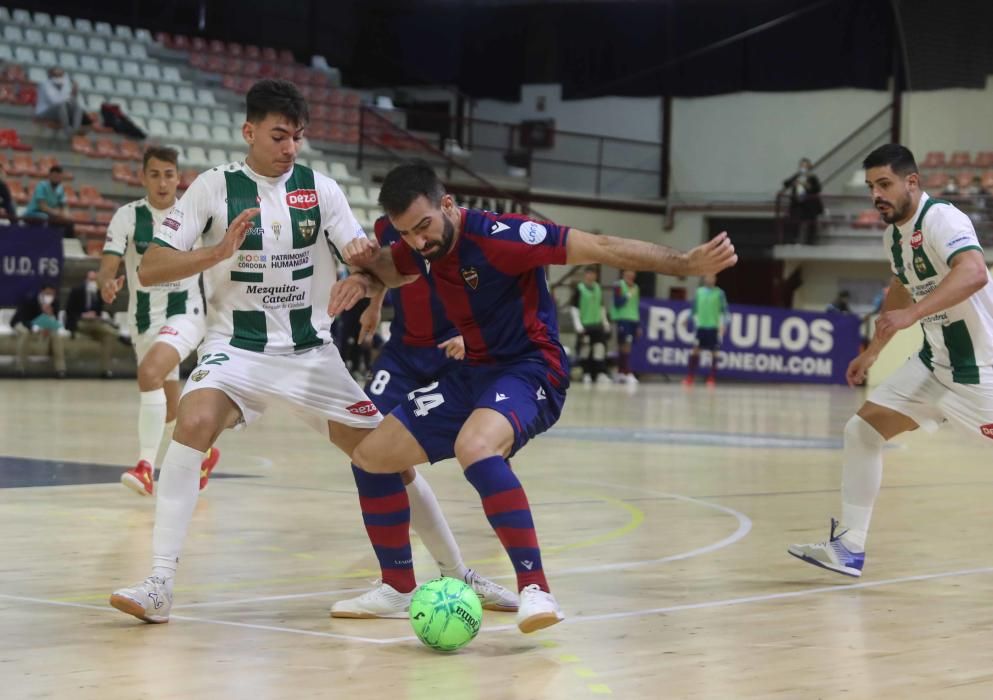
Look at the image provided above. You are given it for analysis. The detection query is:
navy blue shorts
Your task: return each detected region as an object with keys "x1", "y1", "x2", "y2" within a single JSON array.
[
  {"x1": 364, "y1": 341, "x2": 461, "y2": 415},
  {"x1": 393, "y1": 361, "x2": 568, "y2": 464},
  {"x1": 616, "y1": 320, "x2": 639, "y2": 346},
  {"x1": 696, "y1": 328, "x2": 720, "y2": 350}
]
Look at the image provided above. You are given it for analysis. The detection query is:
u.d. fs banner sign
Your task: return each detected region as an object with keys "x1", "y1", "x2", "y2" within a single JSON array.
[{"x1": 630, "y1": 299, "x2": 861, "y2": 385}]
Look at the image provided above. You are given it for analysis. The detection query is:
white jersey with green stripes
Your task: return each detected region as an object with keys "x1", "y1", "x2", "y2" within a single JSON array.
[
  {"x1": 885, "y1": 192, "x2": 993, "y2": 384},
  {"x1": 153, "y1": 161, "x2": 364, "y2": 355},
  {"x1": 103, "y1": 197, "x2": 203, "y2": 335}
]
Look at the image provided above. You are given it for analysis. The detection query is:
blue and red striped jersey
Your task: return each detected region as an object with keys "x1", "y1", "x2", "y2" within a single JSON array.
[
  {"x1": 374, "y1": 216, "x2": 457, "y2": 348},
  {"x1": 390, "y1": 209, "x2": 570, "y2": 381}
]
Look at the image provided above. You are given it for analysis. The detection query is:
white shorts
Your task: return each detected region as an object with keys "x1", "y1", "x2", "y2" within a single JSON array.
[
  {"x1": 868, "y1": 356, "x2": 993, "y2": 443},
  {"x1": 132, "y1": 314, "x2": 207, "y2": 381},
  {"x1": 182, "y1": 340, "x2": 382, "y2": 433}
]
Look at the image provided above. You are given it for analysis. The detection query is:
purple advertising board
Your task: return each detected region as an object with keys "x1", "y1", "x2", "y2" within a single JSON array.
[
  {"x1": 0, "y1": 226, "x2": 64, "y2": 306},
  {"x1": 630, "y1": 299, "x2": 862, "y2": 384}
]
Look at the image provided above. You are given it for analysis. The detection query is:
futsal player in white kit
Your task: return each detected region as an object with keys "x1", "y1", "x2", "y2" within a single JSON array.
[
  {"x1": 109, "y1": 80, "x2": 515, "y2": 623},
  {"x1": 97, "y1": 146, "x2": 220, "y2": 496},
  {"x1": 790, "y1": 144, "x2": 993, "y2": 576}
]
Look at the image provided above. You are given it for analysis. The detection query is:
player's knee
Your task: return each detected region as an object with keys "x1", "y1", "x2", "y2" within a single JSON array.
[
  {"x1": 454, "y1": 434, "x2": 503, "y2": 466},
  {"x1": 352, "y1": 437, "x2": 388, "y2": 474},
  {"x1": 136, "y1": 361, "x2": 165, "y2": 391},
  {"x1": 173, "y1": 406, "x2": 222, "y2": 447},
  {"x1": 844, "y1": 414, "x2": 886, "y2": 448}
]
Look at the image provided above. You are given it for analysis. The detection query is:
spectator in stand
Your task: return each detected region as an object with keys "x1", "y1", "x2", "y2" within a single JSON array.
[
  {"x1": 11, "y1": 284, "x2": 67, "y2": 378},
  {"x1": 827, "y1": 290, "x2": 853, "y2": 314},
  {"x1": 782, "y1": 157, "x2": 823, "y2": 244},
  {"x1": 942, "y1": 174, "x2": 959, "y2": 197},
  {"x1": 35, "y1": 66, "x2": 87, "y2": 136},
  {"x1": 24, "y1": 166, "x2": 75, "y2": 240},
  {"x1": 66, "y1": 270, "x2": 119, "y2": 378},
  {"x1": 0, "y1": 160, "x2": 15, "y2": 224}
]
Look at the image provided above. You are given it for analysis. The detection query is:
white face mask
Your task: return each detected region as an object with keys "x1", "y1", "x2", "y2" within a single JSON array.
[
  {"x1": 86, "y1": 281, "x2": 98, "y2": 293},
  {"x1": 41, "y1": 294, "x2": 55, "y2": 306}
]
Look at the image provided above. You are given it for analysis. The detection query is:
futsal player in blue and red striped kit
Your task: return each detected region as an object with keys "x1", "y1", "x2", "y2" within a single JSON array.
[
  {"x1": 330, "y1": 216, "x2": 519, "y2": 617},
  {"x1": 331, "y1": 161, "x2": 737, "y2": 633}
]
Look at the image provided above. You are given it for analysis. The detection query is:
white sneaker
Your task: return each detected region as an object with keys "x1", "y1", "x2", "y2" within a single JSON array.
[
  {"x1": 463, "y1": 568, "x2": 518, "y2": 612},
  {"x1": 595, "y1": 373, "x2": 612, "y2": 386},
  {"x1": 625, "y1": 373, "x2": 639, "y2": 385},
  {"x1": 582, "y1": 374, "x2": 593, "y2": 386},
  {"x1": 788, "y1": 518, "x2": 865, "y2": 578},
  {"x1": 109, "y1": 575, "x2": 173, "y2": 623},
  {"x1": 330, "y1": 581, "x2": 413, "y2": 619},
  {"x1": 516, "y1": 584, "x2": 564, "y2": 633}
]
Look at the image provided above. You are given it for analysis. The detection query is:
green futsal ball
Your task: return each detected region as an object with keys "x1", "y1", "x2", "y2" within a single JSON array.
[{"x1": 409, "y1": 577, "x2": 483, "y2": 652}]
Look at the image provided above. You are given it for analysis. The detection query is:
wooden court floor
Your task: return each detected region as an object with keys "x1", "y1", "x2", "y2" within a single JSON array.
[{"x1": 2, "y1": 377, "x2": 993, "y2": 699}]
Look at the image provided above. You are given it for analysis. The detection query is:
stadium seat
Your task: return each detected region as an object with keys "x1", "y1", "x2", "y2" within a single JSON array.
[
  {"x1": 186, "y1": 147, "x2": 209, "y2": 167},
  {"x1": 121, "y1": 61, "x2": 142, "y2": 79},
  {"x1": 71, "y1": 135, "x2": 95, "y2": 157},
  {"x1": 0, "y1": 7, "x2": 12, "y2": 23},
  {"x1": 162, "y1": 66, "x2": 181, "y2": 83},
  {"x1": 88, "y1": 37, "x2": 108, "y2": 54},
  {"x1": 115, "y1": 79, "x2": 137, "y2": 98},
  {"x1": 67, "y1": 34, "x2": 87, "y2": 51},
  {"x1": 922, "y1": 151, "x2": 946, "y2": 169},
  {"x1": 0, "y1": 129, "x2": 31, "y2": 151},
  {"x1": 14, "y1": 46, "x2": 36, "y2": 65},
  {"x1": 8, "y1": 180, "x2": 28, "y2": 204},
  {"x1": 176, "y1": 86, "x2": 196, "y2": 103},
  {"x1": 956, "y1": 171, "x2": 976, "y2": 188},
  {"x1": 34, "y1": 12, "x2": 52, "y2": 27},
  {"x1": 36, "y1": 49, "x2": 58, "y2": 67},
  {"x1": 147, "y1": 119, "x2": 169, "y2": 139},
  {"x1": 118, "y1": 140, "x2": 142, "y2": 162},
  {"x1": 54, "y1": 15, "x2": 73, "y2": 30},
  {"x1": 44, "y1": 31, "x2": 66, "y2": 49},
  {"x1": 101, "y1": 58, "x2": 122, "y2": 75},
  {"x1": 58, "y1": 51, "x2": 80, "y2": 70},
  {"x1": 983, "y1": 170, "x2": 993, "y2": 190},
  {"x1": 159, "y1": 85, "x2": 178, "y2": 102},
  {"x1": 115, "y1": 25, "x2": 134, "y2": 40},
  {"x1": 207, "y1": 148, "x2": 228, "y2": 165},
  {"x1": 191, "y1": 123, "x2": 210, "y2": 141},
  {"x1": 142, "y1": 64, "x2": 163, "y2": 82},
  {"x1": 329, "y1": 161, "x2": 357, "y2": 183},
  {"x1": 24, "y1": 28, "x2": 44, "y2": 45},
  {"x1": 170, "y1": 122, "x2": 192, "y2": 140},
  {"x1": 172, "y1": 104, "x2": 192, "y2": 122},
  {"x1": 128, "y1": 43, "x2": 147, "y2": 60},
  {"x1": 79, "y1": 54, "x2": 100, "y2": 72},
  {"x1": 95, "y1": 21, "x2": 113, "y2": 36},
  {"x1": 62, "y1": 184, "x2": 80, "y2": 206},
  {"x1": 74, "y1": 17, "x2": 93, "y2": 33},
  {"x1": 950, "y1": 151, "x2": 971, "y2": 168},
  {"x1": 95, "y1": 138, "x2": 122, "y2": 159},
  {"x1": 93, "y1": 76, "x2": 114, "y2": 94}
]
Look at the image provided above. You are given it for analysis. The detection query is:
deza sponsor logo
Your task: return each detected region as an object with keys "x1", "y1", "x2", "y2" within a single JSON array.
[
  {"x1": 346, "y1": 400, "x2": 379, "y2": 416},
  {"x1": 645, "y1": 307, "x2": 836, "y2": 353},
  {"x1": 286, "y1": 189, "x2": 319, "y2": 210}
]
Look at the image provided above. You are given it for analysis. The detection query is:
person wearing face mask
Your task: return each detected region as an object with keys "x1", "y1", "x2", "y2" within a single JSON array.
[
  {"x1": 11, "y1": 284, "x2": 67, "y2": 378},
  {"x1": 782, "y1": 157, "x2": 824, "y2": 244},
  {"x1": 35, "y1": 66, "x2": 85, "y2": 135},
  {"x1": 66, "y1": 270, "x2": 118, "y2": 378}
]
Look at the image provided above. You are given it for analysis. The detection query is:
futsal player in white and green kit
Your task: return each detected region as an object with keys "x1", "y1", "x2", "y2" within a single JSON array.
[
  {"x1": 98, "y1": 146, "x2": 220, "y2": 497},
  {"x1": 683, "y1": 273, "x2": 728, "y2": 386},
  {"x1": 790, "y1": 144, "x2": 993, "y2": 577},
  {"x1": 109, "y1": 80, "x2": 513, "y2": 623}
]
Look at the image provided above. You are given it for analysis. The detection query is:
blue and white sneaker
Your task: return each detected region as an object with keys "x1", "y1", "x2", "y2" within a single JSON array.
[{"x1": 788, "y1": 518, "x2": 865, "y2": 577}]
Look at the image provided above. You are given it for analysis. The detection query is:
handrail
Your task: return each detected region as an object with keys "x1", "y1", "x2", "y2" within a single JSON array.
[{"x1": 810, "y1": 103, "x2": 892, "y2": 172}]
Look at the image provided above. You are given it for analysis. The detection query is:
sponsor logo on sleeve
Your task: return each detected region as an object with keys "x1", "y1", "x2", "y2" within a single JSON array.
[
  {"x1": 286, "y1": 189, "x2": 319, "y2": 210},
  {"x1": 157, "y1": 326, "x2": 179, "y2": 336},
  {"x1": 346, "y1": 400, "x2": 380, "y2": 416},
  {"x1": 163, "y1": 217, "x2": 181, "y2": 231},
  {"x1": 947, "y1": 235, "x2": 974, "y2": 249},
  {"x1": 519, "y1": 221, "x2": 547, "y2": 245}
]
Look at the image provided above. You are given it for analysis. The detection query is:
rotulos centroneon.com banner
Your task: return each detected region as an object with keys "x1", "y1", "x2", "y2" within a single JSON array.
[{"x1": 630, "y1": 299, "x2": 862, "y2": 385}]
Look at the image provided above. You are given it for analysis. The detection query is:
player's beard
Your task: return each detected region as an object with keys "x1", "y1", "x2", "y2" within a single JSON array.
[
  {"x1": 421, "y1": 216, "x2": 455, "y2": 261},
  {"x1": 876, "y1": 191, "x2": 912, "y2": 224}
]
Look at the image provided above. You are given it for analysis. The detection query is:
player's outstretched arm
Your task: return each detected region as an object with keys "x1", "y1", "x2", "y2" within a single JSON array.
[
  {"x1": 138, "y1": 207, "x2": 260, "y2": 286},
  {"x1": 565, "y1": 229, "x2": 737, "y2": 277},
  {"x1": 96, "y1": 254, "x2": 124, "y2": 304}
]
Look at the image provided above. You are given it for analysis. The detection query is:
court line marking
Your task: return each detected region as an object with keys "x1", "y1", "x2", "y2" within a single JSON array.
[
  {"x1": 370, "y1": 565, "x2": 993, "y2": 643},
  {"x1": 0, "y1": 592, "x2": 392, "y2": 645}
]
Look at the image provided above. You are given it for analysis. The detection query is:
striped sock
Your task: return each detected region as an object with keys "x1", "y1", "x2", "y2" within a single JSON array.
[
  {"x1": 351, "y1": 465, "x2": 416, "y2": 593},
  {"x1": 464, "y1": 456, "x2": 549, "y2": 592}
]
